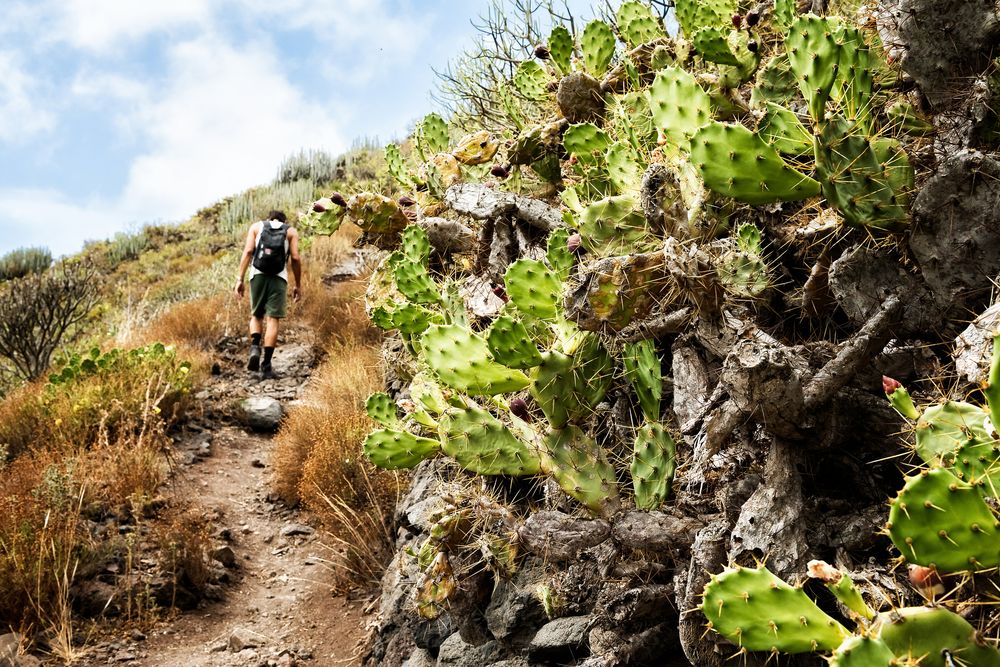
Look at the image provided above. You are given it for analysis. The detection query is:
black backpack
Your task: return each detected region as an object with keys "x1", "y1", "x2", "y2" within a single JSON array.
[{"x1": 253, "y1": 221, "x2": 288, "y2": 274}]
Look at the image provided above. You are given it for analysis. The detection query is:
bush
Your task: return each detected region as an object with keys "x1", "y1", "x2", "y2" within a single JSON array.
[
  {"x1": 0, "y1": 261, "x2": 101, "y2": 380},
  {"x1": 272, "y1": 341, "x2": 404, "y2": 589},
  {"x1": 0, "y1": 247, "x2": 52, "y2": 281},
  {"x1": 219, "y1": 179, "x2": 317, "y2": 235},
  {"x1": 275, "y1": 149, "x2": 341, "y2": 184},
  {"x1": 107, "y1": 229, "x2": 151, "y2": 264}
]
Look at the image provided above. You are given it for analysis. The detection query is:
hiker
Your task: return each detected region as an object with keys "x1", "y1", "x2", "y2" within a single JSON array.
[{"x1": 234, "y1": 210, "x2": 302, "y2": 379}]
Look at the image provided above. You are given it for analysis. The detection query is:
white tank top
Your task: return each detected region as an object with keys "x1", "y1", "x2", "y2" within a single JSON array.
[{"x1": 249, "y1": 220, "x2": 290, "y2": 281}]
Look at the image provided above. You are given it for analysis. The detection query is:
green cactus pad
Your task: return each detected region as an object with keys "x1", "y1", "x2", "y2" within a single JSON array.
[
  {"x1": 580, "y1": 20, "x2": 616, "y2": 78},
  {"x1": 505, "y1": 259, "x2": 562, "y2": 320},
  {"x1": 416, "y1": 113, "x2": 450, "y2": 160},
  {"x1": 952, "y1": 438, "x2": 1000, "y2": 493},
  {"x1": 385, "y1": 144, "x2": 415, "y2": 189},
  {"x1": 440, "y1": 404, "x2": 542, "y2": 476},
  {"x1": 546, "y1": 228, "x2": 575, "y2": 280},
  {"x1": 394, "y1": 258, "x2": 441, "y2": 305},
  {"x1": 887, "y1": 467, "x2": 1000, "y2": 572},
  {"x1": 692, "y1": 27, "x2": 741, "y2": 67},
  {"x1": 401, "y1": 225, "x2": 431, "y2": 264},
  {"x1": 716, "y1": 248, "x2": 769, "y2": 299},
  {"x1": 750, "y1": 54, "x2": 799, "y2": 109},
  {"x1": 631, "y1": 422, "x2": 676, "y2": 510},
  {"x1": 914, "y1": 400, "x2": 990, "y2": 465},
  {"x1": 616, "y1": 1, "x2": 662, "y2": 48},
  {"x1": 577, "y1": 195, "x2": 656, "y2": 256},
  {"x1": 365, "y1": 392, "x2": 399, "y2": 428},
  {"x1": 674, "y1": 0, "x2": 737, "y2": 37},
  {"x1": 347, "y1": 192, "x2": 410, "y2": 235},
  {"x1": 831, "y1": 27, "x2": 875, "y2": 128},
  {"x1": 514, "y1": 60, "x2": 550, "y2": 101},
  {"x1": 759, "y1": 103, "x2": 812, "y2": 155},
  {"x1": 886, "y1": 101, "x2": 934, "y2": 136},
  {"x1": 563, "y1": 123, "x2": 612, "y2": 163},
  {"x1": 421, "y1": 324, "x2": 530, "y2": 396},
  {"x1": 830, "y1": 637, "x2": 894, "y2": 667},
  {"x1": 690, "y1": 122, "x2": 821, "y2": 204},
  {"x1": 542, "y1": 425, "x2": 619, "y2": 516},
  {"x1": 391, "y1": 303, "x2": 443, "y2": 336},
  {"x1": 773, "y1": 0, "x2": 796, "y2": 31},
  {"x1": 410, "y1": 373, "x2": 449, "y2": 416},
  {"x1": 785, "y1": 15, "x2": 846, "y2": 123},
  {"x1": 623, "y1": 340, "x2": 662, "y2": 422},
  {"x1": 363, "y1": 428, "x2": 441, "y2": 469},
  {"x1": 486, "y1": 315, "x2": 544, "y2": 369},
  {"x1": 874, "y1": 606, "x2": 1000, "y2": 667},
  {"x1": 984, "y1": 335, "x2": 1000, "y2": 436},
  {"x1": 549, "y1": 25, "x2": 574, "y2": 76},
  {"x1": 648, "y1": 66, "x2": 712, "y2": 149},
  {"x1": 530, "y1": 337, "x2": 613, "y2": 429},
  {"x1": 605, "y1": 142, "x2": 643, "y2": 195},
  {"x1": 701, "y1": 565, "x2": 850, "y2": 653}
]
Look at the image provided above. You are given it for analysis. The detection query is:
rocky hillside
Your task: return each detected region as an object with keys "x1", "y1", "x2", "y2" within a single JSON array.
[{"x1": 319, "y1": 0, "x2": 1000, "y2": 665}]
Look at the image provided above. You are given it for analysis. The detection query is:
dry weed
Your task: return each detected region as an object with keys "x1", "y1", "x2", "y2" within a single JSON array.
[{"x1": 139, "y1": 293, "x2": 245, "y2": 352}]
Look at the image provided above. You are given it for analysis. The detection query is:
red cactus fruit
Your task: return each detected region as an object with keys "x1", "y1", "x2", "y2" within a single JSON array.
[
  {"x1": 510, "y1": 397, "x2": 532, "y2": 422},
  {"x1": 330, "y1": 192, "x2": 348, "y2": 207},
  {"x1": 567, "y1": 233, "x2": 583, "y2": 255},
  {"x1": 312, "y1": 201, "x2": 327, "y2": 213},
  {"x1": 398, "y1": 195, "x2": 416, "y2": 207},
  {"x1": 731, "y1": 13, "x2": 742, "y2": 28},
  {"x1": 882, "y1": 376, "x2": 902, "y2": 394},
  {"x1": 534, "y1": 44, "x2": 551, "y2": 60},
  {"x1": 491, "y1": 164, "x2": 510, "y2": 179}
]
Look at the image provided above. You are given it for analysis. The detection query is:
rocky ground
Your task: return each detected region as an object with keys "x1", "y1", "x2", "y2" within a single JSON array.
[{"x1": 45, "y1": 324, "x2": 372, "y2": 666}]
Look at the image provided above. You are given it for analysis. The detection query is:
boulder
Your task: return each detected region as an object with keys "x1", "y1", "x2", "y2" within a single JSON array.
[
  {"x1": 528, "y1": 616, "x2": 591, "y2": 662},
  {"x1": 518, "y1": 511, "x2": 610, "y2": 563},
  {"x1": 435, "y1": 633, "x2": 504, "y2": 666},
  {"x1": 240, "y1": 396, "x2": 283, "y2": 431}
]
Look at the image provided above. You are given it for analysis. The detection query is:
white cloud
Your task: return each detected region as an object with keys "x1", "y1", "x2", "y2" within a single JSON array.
[
  {"x1": 0, "y1": 188, "x2": 120, "y2": 257},
  {"x1": 53, "y1": 0, "x2": 211, "y2": 52},
  {"x1": 0, "y1": 52, "x2": 55, "y2": 143}
]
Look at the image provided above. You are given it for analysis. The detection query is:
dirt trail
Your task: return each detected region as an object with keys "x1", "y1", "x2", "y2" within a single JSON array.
[{"x1": 85, "y1": 326, "x2": 372, "y2": 666}]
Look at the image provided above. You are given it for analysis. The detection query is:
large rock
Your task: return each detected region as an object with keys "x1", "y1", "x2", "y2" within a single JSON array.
[
  {"x1": 435, "y1": 633, "x2": 504, "y2": 667},
  {"x1": 240, "y1": 396, "x2": 283, "y2": 431},
  {"x1": 485, "y1": 559, "x2": 547, "y2": 644},
  {"x1": 611, "y1": 511, "x2": 704, "y2": 555},
  {"x1": 528, "y1": 616, "x2": 592, "y2": 662},
  {"x1": 518, "y1": 511, "x2": 611, "y2": 563},
  {"x1": 955, "y1": 302, "x2": 1000, "y2": 384}
]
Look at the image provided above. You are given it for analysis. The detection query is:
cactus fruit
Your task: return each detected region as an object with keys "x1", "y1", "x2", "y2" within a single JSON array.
[
  {"x1": 421, "y1": 324, "x2": 531, "y2": 396},
  {"x1": 415, "y1": 112, "x2": 450, "y2": 160},
  {"x1": 347, "y1": 192, "x2": 410, "y2": 235},
  {"x1": 452, "y1": 130, "x2": 499, "y2": 165},
  {"x1": 623, "y1": 340, "x2": 661, "y2": 422},
  {"x1": 504, "y1": 259, "x2": 562, "y2": 321},
  {"x1": 648, "y1": 66, "x2": 712, "y2": 149},
  {"x1": 556, "y1": 72, "x2": 605, "y2": 124},
  {"x1": 701, "y1": 565, "x2": 850, "y2": 653},
  {"x1": 616, "y1": 1, "x2": 662, "y2": 48},
  {"x1": 829, "y1": 637, "x2": 895, "y2": 667},
  {"x1": 514, "y1": 60, "x2": 550, "y2": 101},
  {"x1": 873, "y1": 607, "x2": 1000, "y2": 667},
  {"x1": 914, "y1": 400, "x2": 989, "y2": 465},
  {"x1": 365, "y1": 392, "x2": 399, "y2": 428},
  {"x1": 577, "y1": 195, "x2": 656, "y2": 256},
  {"x1": 548, "y1": 25, "x2": 574, "y2": 76},
  {"x1": 887, "y1": 467, "x2": 1000, "y2": 572},
  {"x1": 439, "y1": 403, "x2": 542, "y2": 475},
  {"x1": 363, "y1": 428, "x2": 442, "y2": 469},
  {"x1": 883, "y1": 376, "x2": 920, "y2": 420},
  {"x1": 486, "y1": 315, "x2": 545, "y2": 369},
  {"x1": 542, "y1": 425, "x2": 619, "y2": 516},
  {"x1": 806, "y1": 560, "x2": 875, "y2": 621},
  {"x1": 563, "y1": 123, "x2": 612, "y2": 163},
  {"x1": 630, "y1": 422, "x2": 676, "y2": 509},
  {"x1": 674, "y1": 0, "x2": 738, "y2": 37},
  {"x1": 690, "y1": 122, "x2": 822, "y2": 204},
  {"x1": 580, "y1": 20, "x2": 616, "y2": 78}
]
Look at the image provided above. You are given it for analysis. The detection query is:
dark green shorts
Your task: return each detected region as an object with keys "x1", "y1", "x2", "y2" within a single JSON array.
[{"x1": 250, "y1": 274, "x2": 288, "y2": 319}]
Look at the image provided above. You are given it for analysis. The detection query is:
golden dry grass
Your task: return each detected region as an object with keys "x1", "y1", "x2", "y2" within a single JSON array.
[{"x1": 139, "y1": 293, "x2": 246, "y2": 352}]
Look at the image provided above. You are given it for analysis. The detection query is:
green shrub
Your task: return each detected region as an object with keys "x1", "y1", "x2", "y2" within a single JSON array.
[
  {"x1": 276, "y1": 149, "x2": 341, "y2": 184},
  {"x1": 107, "y1": 229, "x2": 151, "y2": 264},
  {"x1": 0, "y1": 247, "x2": 52, "y2": 281}
]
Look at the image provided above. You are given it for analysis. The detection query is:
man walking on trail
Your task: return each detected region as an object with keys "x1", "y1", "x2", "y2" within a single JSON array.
[{"x1": 234, "y1": 210, "x2": 302, "y2": 379}]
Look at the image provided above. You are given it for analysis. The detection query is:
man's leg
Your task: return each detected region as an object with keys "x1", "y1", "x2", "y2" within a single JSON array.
[
  {"x1": 248, "y1": 316, "x2": 263, "y2": 371},
  {"x1": 261, "y1": 316, "x2": 280, "y2": 377}
]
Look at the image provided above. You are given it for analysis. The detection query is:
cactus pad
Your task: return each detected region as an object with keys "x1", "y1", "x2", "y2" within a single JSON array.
[
  {"x1": 440, "y1": 403, "x2": 542, "y2": 475},
  {"x1": 887, "y1": 467, "x2": 1000, "y2": 572},
  {"x1": 486, "y1": 315, "x2": 544, "y2": 369},
  {"x1": 410, "y1": 373, "x2": 449, "y2": 416},
  {"x1": 401, "y1": 224, "x2": 431, "y2": 263},
  {"x1": 347, "y1": 192, "x2": 410, "y2": 235},
  {"x1": 530, "y1": 338, "x2": 613, "y2": 429},
  {"x1": 952, "y1": 437, "x2": 1000, "y2": 492},
  {"x1": 914, "y1": 400, "x2": 990, "y2": 465},
  {"x1": 692, "y1": 27, "x2": 741, "y2": 67},
  {"x1": 394, "y1": 258, "x2": 441, "y2": 305},
  {"x1": 572, "y1": 251, "x2": 665, "y2": 329},
  {"x1": 390, "y1": 303, "x2": 442, "y2": 336},
  {"x1": 751, "y1": 54, "x2": 798, "y2": 109},
  {"x1": 701, "y1": 565, "x2": 850, "y2": 653},
  {"x1": 759, "y1": 103, "x2": 812, "y2": 155},
  {"x1": 616, "y1": 1, "x2": 662, "y2": 48},
  {"x1": 514, "y1": 60, "x2": 550, "y2": 101},
  {"x1": 542, "y1": 425, "x2": 619, "y2": 516},
  {"x1": 416, "y1": 112, "x2": 450, "y2": 159},
  {"x1": 546, "y1": 227, "x2": 575, "y2": 280},
  {"x1": 365, "y1": 392, "x2": 399, "y2": 428},
  {"x1": 563, "y1": 123, "x2": 612, "y2": 163},
  {"x1": 605, "y1": 142, "x2": 643, "y2": 195},
  {"x1": 830, "y1": 637, "x2": 894, "y2": 667},
  {"x1": 385, "y1": 144, "x2": 415, "y2": 189},
  {"x1": 577, "y1": 195, "x2": 656, "y2": 256},
  {"x1": 363, "y1": 428, "x2": 441, "y2": 469},
  {"x1": 690, "y1": 122, "x2": 821, "y2": 204},
  {"x1": 421, "y1": 324, "x2": 530, "y2": 396},
  {"x1": 674, "y1": 0, "x2": 737, "y2": 37},
  {"x1": 873, "y1": 606, "x2": 1000, "y2": 667},
  {"x1": 505, "y1": 259, "x2": 562, "y2": 320},
  {"x1": 648, "y1": 67, "x2": 712, "y2": 149},
  {"x1": 580, "y1": 20, "x2": 616, "y2": 77},
  {"x1": 631, "y1": 421, "x2": 676, "y2": 509},
  {"x1": 623, "y1": 340, "x2": 661, "y2": 422},
  {"x1": 548, "y1": 25, "x2": 574, "y2": 76},
  {"x1": 784, "y1": 15, "x2": 845, "y2": 123},
  {"x1": 452, "y1": 130, "x2": 500, "y2": 165}
]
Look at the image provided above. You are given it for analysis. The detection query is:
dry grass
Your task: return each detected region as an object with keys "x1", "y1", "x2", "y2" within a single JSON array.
[
  {"x1": 138, "y1": 292, "x2": 246, "y2": 352},
  {"x1": 271, "y1": 339, "x2": 404, "y2": 589}
]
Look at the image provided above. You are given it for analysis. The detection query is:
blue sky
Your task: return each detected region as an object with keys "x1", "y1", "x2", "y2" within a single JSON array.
[{"x1": 0, "y1": 0, "x2": 591, "y2": 256}]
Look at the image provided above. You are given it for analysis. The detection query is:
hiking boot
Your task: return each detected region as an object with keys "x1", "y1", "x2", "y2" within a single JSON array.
[
  {"x1": 261, "y1": 364, "x2": 279, "y2": 380},
  {"x1": 247, "y1": 345, "x2": 261, "y2": 372}
]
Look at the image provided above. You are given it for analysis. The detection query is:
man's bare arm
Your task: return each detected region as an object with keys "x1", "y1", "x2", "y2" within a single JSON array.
[
  {"x1": 288, "y1": 227, "x2": 302, "y2": 301},
  {"x1": 234, "y1": 225, "x2": 256, "y2": 298}
]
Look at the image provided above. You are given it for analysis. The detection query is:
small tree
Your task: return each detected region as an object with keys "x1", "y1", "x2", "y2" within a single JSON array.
[
  {"x1": 0, "y1": 246, "x2": 52, "y2": 281},
  {"x1": 0, "y1": 261, "x2": 101, "y2": 380}
]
